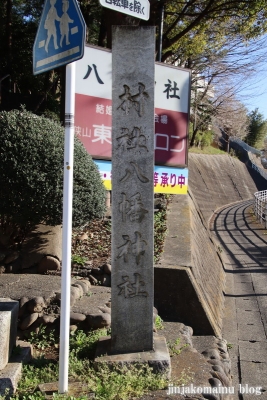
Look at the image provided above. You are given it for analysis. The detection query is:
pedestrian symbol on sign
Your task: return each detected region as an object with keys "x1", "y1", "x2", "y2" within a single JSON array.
[{"x1": 33, "y1": 0, "x2": 85, "y2": 75}]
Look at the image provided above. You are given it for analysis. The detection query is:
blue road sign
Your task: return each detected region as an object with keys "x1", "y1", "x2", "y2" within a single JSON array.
[{"x1": 33, "y1": 0, "x2": 86, "y2": 75}]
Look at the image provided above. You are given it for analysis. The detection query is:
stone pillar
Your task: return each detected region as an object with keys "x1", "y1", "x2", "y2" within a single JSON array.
[
  {"x1": 111, "y1": 26, "x2": 155, "y2": 354},
  {"x1": 0, "y1": 299, "x2": 19, "y2": 370}
]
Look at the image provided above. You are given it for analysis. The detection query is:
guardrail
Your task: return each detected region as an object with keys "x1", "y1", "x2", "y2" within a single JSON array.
[
  {"x1": 251, "y1": 161, "x2": 267, "y2": 180},
  {"x1": 230, "y1": 137, "x2": 261, "y2": 156},
  {"x1": 254, "y1": 190, "x2": 267, "y2": 228},
  {"x1": 229, "y1": 137, "x2": 267, "y2": 180}
]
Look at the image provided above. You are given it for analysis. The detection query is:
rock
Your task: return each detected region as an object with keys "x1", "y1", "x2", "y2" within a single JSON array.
[
  {"x1": 19, "y1": 297, "x2": 29, "y2": 317},
  {"x1": 0, "y1": 266, "x2": 5, "y2": 274},
  {"x1": 105, "y1": 301, "x2": 111, "y2": 308},
  {"x1": 181, "y1": 325, "x2": 193, "y2": 337},
  {"x1": 20, "y1": 297, "x2": 29, "y2": 308},
  {"x1": 27, "y1": 297, "x2": 46, "y2": 313},
  {"x1": 71, "y1": 286, "x2": 82, "y2": 300},
  {"x1": 216, "y1": 339, "x2": 228, "y2": 353},
  {"x1": 91, "y1": 267, "x2": 103, "y2": 275},
  {"x1": 221, "y1": 359, "x2": 231, "y2": 374},
  {"x1": 100, "y1": 274, "x2": 111, "y2": 287},
  {"x1": 39, "y1": 315, "x2": 57, "y2": 325},
  {"x1": 211, "y1": 365, "x2": 226, "y2": 375},
  {"x1": 207, "y1": 359, "x2": 223, "y2": 367},
  {"x1": 70, "y1": 312, "x2": 86, "y2": 324},
  {"x1": 221, "y1": 352, "x2": 230, "y2": 360},
  {"x1": 3, "y1": 251, "x2": 20, "y2": 265},
  {"x1": 98, "y1": 306, "x2": 111, "y2": 314},
  {"x1": 20, "y1": 313, "x2": 39, "y2": 330},
  {"x1": 21, "y1": 224, "x2": 62, "y2": 269},
  {"x1": 103, "y1": 263, "x2": 111, "y2": 275},
  {"x1": 71, "y1": 284, "x2": 84, "y2": 298},
  {"x1": 84, "y1": 260, "x2": 93, "y2": 267},
  {"x1": 70, "y1": 286, "x2": 82, "y2": 306},
  {"x1": 38, "y1": 256, "x2": 61, "y2": 274},
  {"x1": 55, "y1": 292, "x2": 61, "y2": 301},
  {"x1": 74, "y1": 280, "x2": 91, "y2": 294},
  {"x1": 70, "y1": 325, "x2": 78, "y2": 333},
  {"x1": 180, "y1": 333, "x2": 192, "y2": 346},
  {"x1": 211, "y1": 370, "x2": 231, "y2": 386},
  {"x1": 202, "y1": 348, "x2": 221, "y2": 360},
  {"x1": 76, "y1": 232, "x2": 88, "y2": 242},
  {"x1": 88, "y1": 274, "x2": 99, "y2": 285},
  {"x1": 85, "y1": 313, "x2": 111, "y2": 329}
]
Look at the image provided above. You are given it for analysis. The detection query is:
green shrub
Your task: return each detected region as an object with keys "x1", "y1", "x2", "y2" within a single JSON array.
[{"x1": 0, "y1": 108, "x2": 106, "y2": 245}]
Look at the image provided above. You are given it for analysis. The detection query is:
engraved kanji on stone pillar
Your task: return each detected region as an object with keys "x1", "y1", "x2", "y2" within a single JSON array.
[{"x1": 111, "y1": 26, "x2": 155, "y2": 354}]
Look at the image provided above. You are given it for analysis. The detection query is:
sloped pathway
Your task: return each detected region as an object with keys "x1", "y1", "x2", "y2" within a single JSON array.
[{"x1": 211, "y1": 200, "x2": 267, "y2": 399}]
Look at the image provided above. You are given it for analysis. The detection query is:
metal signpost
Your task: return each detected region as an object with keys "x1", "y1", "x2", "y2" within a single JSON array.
[{"x1": 33, "y1": 0, "x2": 85, "y2": 394}]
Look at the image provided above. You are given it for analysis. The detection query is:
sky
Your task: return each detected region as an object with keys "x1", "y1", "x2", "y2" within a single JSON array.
[
  {"x1": 235, "y1": 35, "x2": 267, "y2": 120},
  {"x1": 238, "y1": 75, "x2": 267, "y2": 120}
]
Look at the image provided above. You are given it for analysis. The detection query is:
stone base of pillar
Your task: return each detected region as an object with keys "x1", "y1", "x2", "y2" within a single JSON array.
[{"x1": 94, "y1": 335, "x2": 171, "y2": 378}]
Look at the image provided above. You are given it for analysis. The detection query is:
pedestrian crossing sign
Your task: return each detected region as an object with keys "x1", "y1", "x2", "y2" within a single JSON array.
[{"x1": 33, "y1": 0, "x2": 86, "y2": 75}]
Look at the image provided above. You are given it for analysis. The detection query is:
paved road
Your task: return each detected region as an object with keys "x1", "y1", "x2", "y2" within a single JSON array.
[{"x1": 211, "y1": 200, "x2": 267, "y2": 399}]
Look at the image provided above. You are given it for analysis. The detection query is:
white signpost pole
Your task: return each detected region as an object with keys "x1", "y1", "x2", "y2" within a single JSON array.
[{"x1": 58, "y1": 61, "x2": 76, "y2": 394}]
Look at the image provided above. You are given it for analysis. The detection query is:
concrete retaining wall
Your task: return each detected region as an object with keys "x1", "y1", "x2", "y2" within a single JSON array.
[
  {"x1": 188, "y1": 153, "x2": 266, "y2": 222},
  {"x1": 155, "y1": 194, "x2": 224, "y2": 336},
  {"x1": 155, "y1": 153, "x2": 265, "y2": 336}
]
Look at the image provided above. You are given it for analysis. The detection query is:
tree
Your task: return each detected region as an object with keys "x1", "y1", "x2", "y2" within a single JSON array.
[
  {"x1": 0, "y1": 108, "x2": 106, "y2": 247},
  {"x1": 0, "y1": 0, "x2": 61, "y2": 115},
  {"x1": 245, "y1": 109, "x2": 267, "y2": 149},
  {"x1": 2, "y1": 0, "x2": 267, "y2": 118},
  {"x1": 212, "y1": 95, "x2": 249, "y2": 152}
]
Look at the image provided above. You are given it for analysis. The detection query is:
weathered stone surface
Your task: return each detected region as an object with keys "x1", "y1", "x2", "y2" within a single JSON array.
[
  {"x1": 74, "y1": 280, "x2": 91, "y2": 294},
  {"x1": 88, "y1": 274, "x2": 98, "y2": 285},
  {"x1": 98, "y1": 306, "x2": 111, "y2": 314},
  {"x1": 91, "y1": 267, "x2": 103, "y2": 275},
  {"x1": 38, "y1": 256, "x2": 61, "y2": 274},
  {"x1": 0, "y1": 274, "x2": 62, "y2": 302},
  {"x1": 103, "y1": 263, "x2": 111, "y2": 275},
  {"x1": 100, "y1": 274, "x2": 111, "y2": 287},
  {"x1": 71, "y1": 284, "x2": 84, "y2": 298},
  {"x1": 27, "y1": 297, "x2": 45, "y2": 313},
  {"x1": 155, "y1": 193, "x2": 224, "y2": 336},
  {"x1": 21, "y1": 224, "x2": 62, "y2": 269},
  {"x1": 18, "y1": 297, "x2": 29, "y2": 318},
  {"x1": 0, "y1": 340, "x2": 32, "y2": 396},
  {"x1": 111, "y1": 26, "x2": 155, "y2": 354},
  {"x1": 0, "y1": 299, "x2": 19, "y2": 370},
  {"x1": 70, "y1": 312, "x2": 86, "y2": 324},
  {"x1": 20, "y1": 313, "x2": 39, "y2": 330},
  {"x1": 95, "y1": 335, "x2": 171, "y2": 378},
  {"x1": 70, "y1": 286, "x2": 82, "y2": 305},
  {"x1": 86, "y1": 313, "x2": 111, "y2": 329},
  {"x1": 39, "y1": 315, "x2": 56, "y2": 325}
]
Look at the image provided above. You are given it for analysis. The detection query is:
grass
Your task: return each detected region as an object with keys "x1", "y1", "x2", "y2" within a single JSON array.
[
  {"x1": 167, "y1": 338, "x2": 189, "y2": 357},
  {"x1": 3, "y1": 327, "x2": 193, "y2": 400},
  {"x1": 154, "y1": 205, "x2": 168, "y2": 263},
  {"x1": 189, "y1": 145, "x2": 225, "y2": 155}
]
